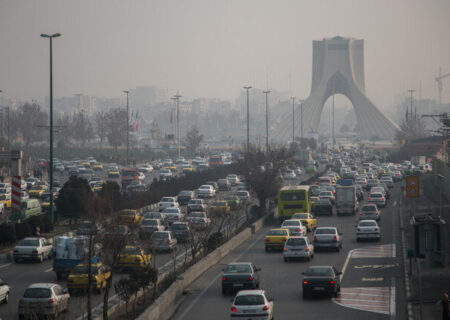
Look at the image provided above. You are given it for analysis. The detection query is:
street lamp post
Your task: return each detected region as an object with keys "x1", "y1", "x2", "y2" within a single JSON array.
[
  {"x1": 437, "y1": 174, "x2": 445, "y2": 217},
  {"x1": 41, "y1": 33, "x2": 61, "y2": 225},
  {"x1": 171, "y1": 94, "x2": 182, "y2": 158},
  {"x1": 263, "y1": 90, "x2": 270, "y2": 151},
  {"x1": 290, "y1": 97, "x2": 295, "y2": 142},
  {"x1": 243, "y1": 86, "x2": 252, "y2": 152},
  {"x1": 299, "y1": 99, "x2": 304, "y2": 140},
  {"x1": 123, "y1": 90, "x2": 129, "y2": 166}
]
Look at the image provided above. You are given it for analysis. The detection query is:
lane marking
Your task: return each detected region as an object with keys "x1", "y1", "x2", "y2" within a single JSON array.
[
  {"x1": 45, "y1": 267, "x2": 53, "y2": 272},
  {"x1": 361, "y1": 277, "x2": 384, "y2": 281},
  {"x1": 174, "y1": 231, "x2": 266, "y2": 320},
  {"x1": 0, "y1": 263, "x2": 12, "y2": 269},
  {"x1": 390, "y1": 278, "x2": 396, "y2": 318},
  {"x1": 340, "y1": 249, "x2": 354, "y2": 282},
  {"x1": 393, "y1": 201, "x2": 397, "y2": 207},
  {"x1": 334, "y1": 286, "x2": 393, "y2": 315}
]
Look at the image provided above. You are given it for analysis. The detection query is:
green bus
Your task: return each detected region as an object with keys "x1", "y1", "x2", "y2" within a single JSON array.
[{"x1": 277, "y1": 185, "x2": 310, "y2": 221}]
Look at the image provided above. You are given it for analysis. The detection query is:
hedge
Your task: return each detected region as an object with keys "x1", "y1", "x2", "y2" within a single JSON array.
[{"x1": 0, "y1": 214, "x2": 54, "y2": 245}]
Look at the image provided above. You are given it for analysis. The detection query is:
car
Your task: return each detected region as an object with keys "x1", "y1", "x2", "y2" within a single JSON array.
[
  {"x1": 217, "y1": 178, "x2": 231, "y2": 191},
  {"x1": 187, "y1": 198, "x2": 206, "y2": 213},
  {"x1": 283, "y1": 170, "x2": 297, "y2": 180},
  {"x1": 177, "y1": 190, "x2": 194, "y2": 205},
  {"x1": 117, "y1": 246, "x2": 151, "y2": 270},
  {"x1": 264, "y1": 228, "x2": 290, "y2": 252},
  {"x1": 107, "y1": 170, "x2": 120, "y2": 179},
  {"x1": 291, "y1": 212, "x2": 318, "y2": 231},
  {"x1": 205, "y1": 181, "x2": 219, "y2": 191},
  {"x1": 313, "y1": 227, "x2": 342, "y2": 252},
  {"x1": 170, "y1": 221, "x2": 191, "y2": 242},
  {"x1": 138, "y1": 172, "x2": 146, "y2": 181},
  {"x1": 186, "y1": 212, "x2": 211, "y2": 230},
  {"x1": 28, "y1": 184, "x2": 47, "y2": 198},
  {"x1": 138, "y1": 164, "x2": 153, "y2": 173},
  {"x1": 118, "y1": 209, "x2": 142, "y2": 225},
  {"x1": 150, "y1": 231, "x2": 177, "y2": 252},
  {"x1": 159, "y1": 168, "x2": 172, "y2": 180},
  {"x1": 221, "y1": 262, "x2": 261, "y2": 295},
  {"x1": 226, "y1": 174, "x2": 240, "y2": 185},
  {"x1": 359, "y1": 203, "x2": 381, "y2": 221},
  {"x1": 356, "y1": 220, "x2": 381, "y2": 241},
  {"x1": 302, "y1": 266, "x2": 341, "y2": 298},
  {"x1": 143, "y1": 211, "x2": 167, "y2": 225},
  {"x1": 313, "y1": 199, "x2": 333, "y2": 216},
  {"x1": 236, "y1": 190, "x2": 250, "y2": 202},
  {"x1": 163, "y1": 207, "x2": 184, "y2": 225},
  {"x1": 380, "y1": 177, "x2": 394, "y2": 188},
  {"x1": 0, "y1": 278, "x2": 9, "y2": 304},
  {"x1": 355, "y1": 185, "x2": 364, "y2": 201},
  {"x1": 197, "y1": 185, "x2": 216, "y2": 198},
  {"x1": 209, "y1": 201, "x2": 231, "y2": 215},
  {"x1": 18, "y1": 283, "x2": 70, "y2": 319},
  {"x1": 283, "y1": 236, "x2": 314, "y2": 262},
  {"x1": 318, "y1": 191, "x2": 335, "y2": 204},
  {"x1": 159, "y1": 196, "x2": 179, "y2": 212},
  {"x1": 182, "y1": 165, "x2": 195, "y2": 173},
  {"x1": 67, "y1": 263, "x2": 111, "y2": 293},
  {"x1": 139, "y1": 218, "x2": 165, "y2": 239},
  {"x1": 13, "y1": 237, "x2": 53, "y2": 263},
  {"x1": 366, "y1": 178, "x2": 380, "y2": 190},
  {"x1": 224, "y1": 195, "x2": 242, "y2": 210},
  {"x1": 230, "y1": 290, "x2": 274, "y2": 320},
  {"x1": 281, "y1": 219, "x2": 307, "y2": 236},
  {"x1": 0, "y1": 193, "x2": 11, "y2": 210},
  {"x1": 368, "y1": 192, "x2": 386, "y2": 207},
  {"x1": 25, "y1": 177, "x2": 38, "y2": 189}
]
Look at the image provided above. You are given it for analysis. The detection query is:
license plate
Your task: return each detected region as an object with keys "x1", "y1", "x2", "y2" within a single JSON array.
[
  {"x1": 243, "y1": 309, "x2": 256, "y2": 313},
  {"x1": 313, "y1": 287, "x2": 325, "y2": 290},
  {"x1": 233, "y1": 284, "x2": 244, "y2": 287}
]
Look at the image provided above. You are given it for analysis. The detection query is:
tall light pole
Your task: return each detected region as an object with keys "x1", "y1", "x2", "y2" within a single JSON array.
[
  {"x1": 243, "y1": 86, "x2": 252, "y2": 152},
  {"x1": 290, "y1": 97, "x2": 295, "y2": 142},
  {"x1": 41, "y1": 32, "x2": 61, "y2": 225},
  {"x1": 408, "y1": 89, "x2": 415, "y2": 121},
  {"x1": 123, "y1": 90, "x2": 129, "y2": 166},
  {"x1": 332, "y1": 94, "x2": 335, "y2": 149},
  {"x1": 263, "y1": 90, "x2": 270, "y2": 151},
  {"x1": 171, "y1": 93, "x2": 182, "y2": 158},
  {"x1": 299, "y1": 99, "x2": 305, "y2": 140}
]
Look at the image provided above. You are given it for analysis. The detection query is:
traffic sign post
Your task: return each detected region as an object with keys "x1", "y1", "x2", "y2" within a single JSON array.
[{"x1": 406, "y1": 175, "x2": 420, "y2": 198}]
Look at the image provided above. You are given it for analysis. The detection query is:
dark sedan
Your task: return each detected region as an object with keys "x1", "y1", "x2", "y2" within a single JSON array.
[
  {"x1": 313, "y1": 199, "x2": 333, "y2": 216},
  {"x1": 302, "y1": 266, "x2": 341, "y2": 299},
  {"x1": 221, "y1": 262, "x2": 260, "y2": 295},
  {"x1": 177, "y1": 190, "x2": 194, "y2": 205}
]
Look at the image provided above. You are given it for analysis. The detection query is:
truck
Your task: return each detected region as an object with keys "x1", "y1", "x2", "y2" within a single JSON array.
[
  {"x1": 52, "y1": 236, "x2": 99, "y2": 280},
  {"x1": 335, "y1": 186, "x2": 357, "y2": 216}
]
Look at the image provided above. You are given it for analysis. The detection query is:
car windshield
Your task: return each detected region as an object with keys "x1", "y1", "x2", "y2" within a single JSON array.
[
  {"x1": 142, "y1": 219, "x2": 158, "y2": 225},
  {"x1": 179, "y1": 191, "x2": 192, "y2": 196},
  {"x1": 171, "y1": 224, "x2": 187, "y2": 230},
  {"x1": 319, "y1": 191, "x2": 332, "y2": 196},
  {"x1": 362, "y1": 205, "x2": 376, "y2": 212},
  {"x1": 371, "y1": 193, "x2": 383, "y2": 198},
  {"x1": 153, "y1": 232, "x2": 169, "y2": 239},
  {"x1": 305, "y1": 267, "x2": 333, "y2": 276},
  {"x1": 225, "y1": 264, "x2": 252, "y2": 273},
  {"x1": 293, "y1": 213, "x2": 308, "y2": 219},
  {"x1": 234, "y1": 295, "x2": 265, "y2": 306},
  {"x1": 189, "y1": 200, "x2": 202, "y2": 204},
  {"x1": 268, "y1": 229, "x2": 288, "y2": 236},
  {"x1": 315, "y1": 228, "x2": 335, "y2": 234},
  {"x1": 188, "y1": 212, "x2": 204, "y2": 218},
  {"x1": 121, "y1": 247, "x2": 141, "y2": 255},
  {"x1": 282, "y1": 221, "x2": 299, "y2": 226},
  {"x1": 359, "y1": 221, "x2": 377, "y2": 227},
  {"x1": 19, "y1": 239, "x2": 40, "y2": 246},
  {"x1": 161, "y1": 198, "x2": 174, "y2": 202},
  {"x1": 23, "y1": 288, "x2": 52, "y2": 298},
  {"x1": 164, "y1": 208, "x2": 179, "y2": 213},
  {"x1": 286, "y1": 238, "x2": 306, "y2": 246},
  {"x1": 72, "y1": 265, "x2": 99, "y2": 274}
]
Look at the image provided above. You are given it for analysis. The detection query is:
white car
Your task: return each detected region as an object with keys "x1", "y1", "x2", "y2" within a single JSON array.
[
  {"x1": 158, "y1": 197, "x2": 179, "y2": 212},
  {"x1": 236, "y1": 190, "x2": 250, "y2": 202},
  {"x1": 368, "y1": 192, "x2": 386, "y2": 207},
  {"x1": 13, "y1": 237, "x2": 53, "y2": 262},
  {"x1": 159, "y1": 169, "x2": 172, "y2": 180},
  {"x1": 281, "y1": 219, "x2": 307, "y2": 236},
  {"x1": 230, "y1": 290, "x2": 274, "y2": 320},
  {"x1": 138, "y1": 172, "x2": 146, "y2": 181},
  {"x1": 162, "y1": 207, "x2": 184, "y2": 225},
  {"x1": 197, "y1": 185, "x2": 216, "y2": 198},
  {"x1": 380, "y1": 177, "x2": 394, "y2": 188},
  {"x1": 226, "y1": 174, "x2": 240, "y2": 185},
  {"x1": 0, "y1": 278, "x2": 9, "y2": 304},
  {"x1": 283, "y1": 236, "x2": 314, "y2": 261},
  {"x1": 283, "y1": 170, "x2": 296, "y2": 180},
  {"x1": 139, "y1": 164, "x2": 153, "y2": 173},
  {"x1": 356, "y1": 220, "x2": 381, "y2": 241}
]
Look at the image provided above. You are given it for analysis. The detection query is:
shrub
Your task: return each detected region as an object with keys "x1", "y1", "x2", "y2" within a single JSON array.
[
  {"x1": 0, "y1": 223, "x2": 16, "y2": 245},
  {"x1": 207, "y1": 232, "x2": 224, "y2": 252},
  {"x1": 15, "y1": 222, "x2": 32, "y2": 240}
]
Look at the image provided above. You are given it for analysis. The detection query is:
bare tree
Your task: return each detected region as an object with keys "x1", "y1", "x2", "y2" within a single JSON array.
[
  {"x1": 183, "y1": 125, "x2": 204, "y2": 156},
  {"x1": 95, "y1": 111, "x2": 109, "y2": 147}
]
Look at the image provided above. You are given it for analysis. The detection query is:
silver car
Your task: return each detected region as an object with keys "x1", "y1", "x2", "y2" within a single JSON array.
[
  {"x1": 18, "y1": 283, "x2": 70, "y2": 319},
  {"x1": 230, "y1": 290, "x2": 274, "y2": 320},
  {"x1": 356, "y1": 220, "x2": 381, "y2": 241},
  {"x1": 0, "y1": 279, "x2": 9, "y2": 304},
  {"x1": 313, "y1": 227, "x2": 343, "y2": 252},
  {"x1": 368, "y1": 192, "x2": 386, "y2": 208},
  {"x1": 150, "y1": 231, "x2": 177, "y2": 252},
  {"x1": 283, "y1": 236, "x2": 314, "y2": 262}
]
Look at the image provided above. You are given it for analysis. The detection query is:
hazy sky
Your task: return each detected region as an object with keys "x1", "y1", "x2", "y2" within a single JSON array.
[{"x1": 1, "y1": 0, "x2": 449, "y2": 109}]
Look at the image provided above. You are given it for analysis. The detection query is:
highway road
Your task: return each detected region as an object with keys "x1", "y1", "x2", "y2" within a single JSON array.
[
  {"x1": 169, "y1": 182, "x2": 406, "y2": 320},
  {"x1": 0, "y1": 168, "x2": 316, "y2": 320}
]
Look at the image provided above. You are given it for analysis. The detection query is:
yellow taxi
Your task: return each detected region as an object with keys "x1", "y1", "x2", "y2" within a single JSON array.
[
  {"x1": 29, "y1": 185, "x2": 47, "y2": 198},
  {"x1": 182, "y1": 166, "x2": 195, "y2": 173},
  {"x1": 0, "y1": 194, "x2": 11, "y2": 209},
  {"x1": 165, "y1": 164, "x2": 177, "y2": 171},
  {"x1": 378, "y1": 168, "x2": 386, "y2": 176},
  {"x1": 292, "y1": 212, "x2": 318, "y2": 232},
  {"x1": 108, "y1": 170, "x2": 120, "y2": 179},
  {"x1": 209, "y1": 201, "x2": 231, "y2": 215},
  {"x1": 265, "y1": 228, "x2": 290, "y2": 252},
  {"x1": 93, "y1": 163, "x2": 103, "y2": 171},
  {"x1": 118, "y1": 209, "x2": 143, "y2": 225},
  {"x1": 67, "y1": 262, "x2": 111, "y2": 293},
  {"x1": 117, "y1": 246, "x2": 151, "y2": 270}
]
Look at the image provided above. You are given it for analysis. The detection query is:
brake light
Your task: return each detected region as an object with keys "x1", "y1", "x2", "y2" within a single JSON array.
[
  {"x1": 357, "y1": 228, "x2": 360, "y2": 231},
  {"x1": 265, "y1": 238, "x2": 270, "y2": 242},
  {"x1": 222, "y1": 277, "x2": 227, "y2": 281},
  {"x1": 303, "y1": 280, "x2": 308, "y2": 284},
  {"x1": 297, "y1": 229, "x2": 301, "y2": 232},
  {"x1": 283, "y1": 247, "x2": 287, "y2": 251},
  {"x1": 262, "y1": 305, "x2": 270, "y2": 311},
  {"x1": 305, "y1": 247, "x2": 310, "y2": 252},
  {"x1": 375, "y1": 228, "x2": 379, "y2": 231},
  {"x1": 333, "y1": 235, "x2": 338, "y2": 241},
  {"x1": 231, "y1": 307, "x2": 237, "y2": 312},
  {"x1": 48, "y1": 298, "x2": 56, "y2": 304},
  {"x1": 330, "y1": 280, "x2": 335, "y2": 284},
  {"x1": 376, "y1": 211, "x2": 379, "y2": 215},
  {"x1": 368, "y1": 197, "x2": 371, "y2": 201},
  {"x1": 381, "y1": 197, "x2": 385, "y2": 200},
  {"x1": 246, "y1": 277, "x2": 253, "y2": 281},
  {"x1": 313, "y1": 236, "x2": 317, "y2": 241}
]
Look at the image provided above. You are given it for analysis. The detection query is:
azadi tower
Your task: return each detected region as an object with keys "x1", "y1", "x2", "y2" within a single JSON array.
[{"x1": 301, "y1": 36, "x2": 400, "y2": 140}]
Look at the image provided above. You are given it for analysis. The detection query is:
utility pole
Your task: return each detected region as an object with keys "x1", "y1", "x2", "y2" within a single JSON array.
[
  {"x1": 243, "y1": 86, "x2": 252, "y2": 152},
  {"x1": 171, "y1": 93, "x2": 182, "y2": 158},
  {"x1": 408, "y1": 89, "x2": 415, "y2": 122},
  {"x1": 290, "y1": 97, "x2": 295, "y2": 142},
  {"x1": 123, "y1": 90, "x2": 129, "y2": 166},
  {"x1": 299, "y1": 99, "x2": 305, "y2": 140},
  {"x1": 332, "y1": 95, "x2": 336, "y2": 149},
  {"x1": 41, "y1": 32, "x2": 61, "y2": 226},
  {"x1": 263, "y1": 90, "x2": 270, "y2": 151}
]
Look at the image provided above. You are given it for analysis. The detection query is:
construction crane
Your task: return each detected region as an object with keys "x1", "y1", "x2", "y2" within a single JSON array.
[{"x1": 436, "y1": 67, "x2": 450, "y2": 104}]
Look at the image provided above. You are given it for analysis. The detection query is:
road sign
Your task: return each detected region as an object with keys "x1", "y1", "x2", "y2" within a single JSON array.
[
  {"x1": 11, "y1": 175, "x2": 21, "y2": 211},
  {"x1": 406, "y1": 175, "x2": 420, "y2": 198}
]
